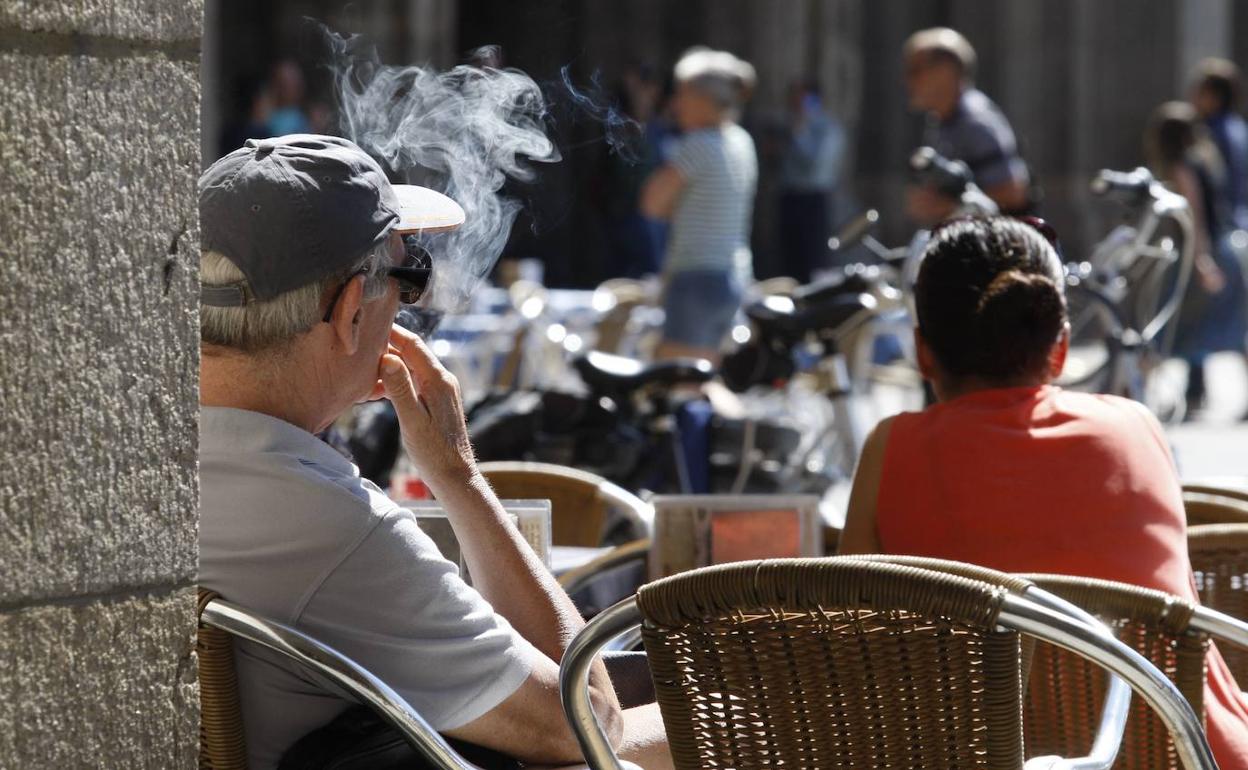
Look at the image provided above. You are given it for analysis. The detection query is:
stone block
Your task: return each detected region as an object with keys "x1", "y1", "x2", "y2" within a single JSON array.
[
  {"x1": 0, "y1": 587, "x2": 199, "y2": 767},
  {"x1": 0, "y1": 51, "x2": 199, "y2": 604},
  {"x1": 0, "y1": 0, "x2": 202, "y2": 44}
]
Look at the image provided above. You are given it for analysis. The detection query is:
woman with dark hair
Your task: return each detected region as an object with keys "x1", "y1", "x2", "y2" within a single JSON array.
[{"x1": 838, "y1": 216, "x2": 1248, "y2": 767}]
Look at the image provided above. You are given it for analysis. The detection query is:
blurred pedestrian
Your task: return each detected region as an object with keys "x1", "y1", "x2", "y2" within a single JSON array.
[
  {"x1": 777, "y1": 79, "x2": 845, "y2": 282},
  {"x1": 219, "y1": 78, "x2": 273, "y2": 157},
  {"x1": 641, "y1": 48, "x2": 758, "y2": 363},
  {"x1": 602, "y1": 64, "x2": 667, "y2": 279},
  {"x1": 1146, "y1": 101, "x2": 1248, "y2": 416},
  {"x1": 902, "y1": 27, "x2": 1031, "y2": 225},
  {"x1": 266, "y1": 59, "x2": 311, "y2": 136},
  {"x1": 1190, "y1": 58, "x2": 1248, "y2": 230}
]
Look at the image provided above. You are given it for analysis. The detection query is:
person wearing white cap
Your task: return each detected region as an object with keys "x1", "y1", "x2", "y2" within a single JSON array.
[
  {"x1": 641, "y1": 47, "x2": 758, "y2": 364},
  {"x1": 197, "y1": 134, "x2": 670, "y2": 769}
]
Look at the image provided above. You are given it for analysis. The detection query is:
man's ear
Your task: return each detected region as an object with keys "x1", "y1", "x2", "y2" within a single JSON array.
[
  {"x1": 327, "y1": 275, "x2": 366, "y2": 354},
  {"x1": 1047, "y1": 323, "x2": 1071, "y2": 380}
]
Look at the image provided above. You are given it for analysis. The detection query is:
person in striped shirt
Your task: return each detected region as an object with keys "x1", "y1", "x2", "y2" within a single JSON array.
[{"x1": 642, "y1": 47, "x2": 758, "y2": 363}]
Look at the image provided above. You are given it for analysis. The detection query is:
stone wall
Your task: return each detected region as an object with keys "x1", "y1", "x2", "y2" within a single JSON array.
[{"x1": 0, "y1": 1, "x2": 201, "y2": 766}]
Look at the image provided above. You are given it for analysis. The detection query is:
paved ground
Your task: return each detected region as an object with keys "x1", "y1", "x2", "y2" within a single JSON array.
[{"x1": 1165, "y1": 353, "x2": 1248, "y2": 483}]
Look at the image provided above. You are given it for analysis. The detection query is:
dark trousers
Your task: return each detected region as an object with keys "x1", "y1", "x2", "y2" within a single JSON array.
[{"x1": 778, "y1": 190, "x2": 832, "y2": 284}]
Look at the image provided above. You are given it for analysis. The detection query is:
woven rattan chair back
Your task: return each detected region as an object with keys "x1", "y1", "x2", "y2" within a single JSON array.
[
  {"x1": 478, "y1": 461, "x2": 650, "y2": 547},
  {"x1": 1183, "y1": 490, "x2": 1248, "y2": 526},
  {"x1": 1189, "y1": 523, "x2": 1248, "y2": 683},
  {"x1": 636, "y1": 558, "x2": 1026, "y2": 770},
  {"x1": 197, "y1": 590, "x2": 247, "y2": 770},
  {"x1": 1019, "y1": 574, "x2": 1207, "y2": 770},
  {"x1": 1182, "y1": 483, "x2": 1248, "y2": 504}
]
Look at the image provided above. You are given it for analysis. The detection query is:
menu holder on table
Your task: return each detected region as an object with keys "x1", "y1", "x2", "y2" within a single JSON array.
[
  {"x1": 396, "y1": 498, "x2": 553, "y2": 584},
  {"x1": 649, "y1": 494, "x2": 823, "y2": 580}
]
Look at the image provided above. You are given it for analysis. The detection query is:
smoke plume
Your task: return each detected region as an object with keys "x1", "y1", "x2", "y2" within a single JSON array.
[{"x1": 323, "y1": 31, "x2": 560, "y2": 333}]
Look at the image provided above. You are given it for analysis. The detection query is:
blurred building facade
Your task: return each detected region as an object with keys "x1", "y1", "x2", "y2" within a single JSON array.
[{"x1": 205, "y1": 0, "x2": 1248, "y2": 284}]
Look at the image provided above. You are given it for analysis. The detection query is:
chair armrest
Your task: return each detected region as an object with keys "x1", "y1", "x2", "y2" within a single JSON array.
[
  {"x1": 1021, "y1": 587, "x2": 1132, "y2": 770},
  {"x1": 559, "y1": 598, "x2": 645, "y2": 770},
  {"x1": 558, "y1": 539, "x2": 650, "y2": 597},
  {"x1": 202, "y1": 598, "x2": 484, "y2": 770},
  {"x1": 1190, "y1": 604, "x2": 1248, "y2": 649},
  {"x1": 999, "y1": 594, "x2": 1217, "y2": 770}
]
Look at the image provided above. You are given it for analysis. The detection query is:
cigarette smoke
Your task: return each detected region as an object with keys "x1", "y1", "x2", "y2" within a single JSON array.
[
  {"x1": 321, "y1": 28, "x2": 638, "y2": 335},
  {"x1": 554, "y1": 65, "x2": 641, "y2": 163}
]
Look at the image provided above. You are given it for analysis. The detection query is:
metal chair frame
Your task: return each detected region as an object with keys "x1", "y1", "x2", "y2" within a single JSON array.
[
  {"x1": 840, "y1": 555, "x2": 1133, "y2": 770},
  {"x1": 200, "y1": 597, "x2": 484, "y2": 770},
  {"x1": 478, "y1": 460, "x2": 655, "y2": 546},
  {"x1": 557, "y1": 538, "x2": 651, "y2": 595},
  {"x1": 559, "y1": 563, "x2": 1217, "y2": 770}
]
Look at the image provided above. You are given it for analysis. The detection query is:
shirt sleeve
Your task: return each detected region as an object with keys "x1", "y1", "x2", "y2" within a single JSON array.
[
  {"x1": 958, "y1": 120, "x2": 1026, "y2": 189},
  {"x1": 671, "y1": 131, "x2": 716, "y2": 180},
  {"x1": 295, "y1": 506, "x2": 536, "y2": 731}
]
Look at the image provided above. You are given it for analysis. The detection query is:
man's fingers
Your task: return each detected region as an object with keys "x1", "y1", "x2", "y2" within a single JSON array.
[
  {"x1": 389, "y1": 324, "x2": 450, "y2": 385},
  {"x1": 380, "y1": 354, "x2": 429, "y2": 418}
]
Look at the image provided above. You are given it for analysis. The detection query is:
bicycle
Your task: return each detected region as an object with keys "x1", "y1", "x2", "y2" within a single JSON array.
[{"x1": 1056, "y1": 167, "x2": 1196, "y2": 421}]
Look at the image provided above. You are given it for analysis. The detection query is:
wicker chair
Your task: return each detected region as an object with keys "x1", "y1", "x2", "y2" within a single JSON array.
[
  {"x1": 1182, "y1": 489, "x2": 1248, "y2": 526},
  {"x1": 560, "y1": 559, "x2": 1216, "y2": 770},
  {"x1": 198, "y1": 590, "x2": 248, "y2": 770},
  {"x1": 1189, "y1": 523, "x2": 1248, "y2": 682},
  {"x1": 196, "y1": 590, "x2": 484, "y2": 770},
  {"x1": 1019, "y1": 574, "x2": 1248, "y2": 770},
  {"x1": 1182, "y1": 482, "x2": 1248, "y2": 504},
  {"x1": 478, "y1": 461, "x2": 653, "y2": 547}
]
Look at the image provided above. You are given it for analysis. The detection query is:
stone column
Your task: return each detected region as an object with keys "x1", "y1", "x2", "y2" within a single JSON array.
[{"x1": 0, "y1": 1, "x2": 201, "y2": 766}]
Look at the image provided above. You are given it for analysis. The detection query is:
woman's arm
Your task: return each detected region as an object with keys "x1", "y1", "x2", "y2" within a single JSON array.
[
  {"x1": 1171, "y1": 164, "x2": 1225, "y2": 293},
  {"x1": 640, "y1": 165, "x2": 686, "y2": 220},
  {"x1": 837, "y1": 416, "x2": 895, "y2": 555}
]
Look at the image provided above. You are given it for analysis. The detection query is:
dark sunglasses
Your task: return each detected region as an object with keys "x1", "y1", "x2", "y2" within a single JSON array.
[{"x1": 322, "y1": 236, "x2": 433, "y2": 323}]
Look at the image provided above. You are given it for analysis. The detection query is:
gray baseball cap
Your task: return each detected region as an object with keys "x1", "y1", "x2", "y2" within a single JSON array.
[{"x1": 199, "y1": 134, "x2": 465, "y2": 306}]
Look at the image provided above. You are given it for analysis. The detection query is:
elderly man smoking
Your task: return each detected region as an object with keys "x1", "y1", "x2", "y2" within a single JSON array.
[{"x1": 197, "y1": 134, "x2": 669, "y2": 770}]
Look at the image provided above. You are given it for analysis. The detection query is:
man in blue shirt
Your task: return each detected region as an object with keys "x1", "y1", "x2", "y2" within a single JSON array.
[
  {"x1": 902, "y1": 27, "x2": 1031, "y2": 225},
  {"x1": 1191, "y1": 57, "x2": 1248, "y2": 231}
]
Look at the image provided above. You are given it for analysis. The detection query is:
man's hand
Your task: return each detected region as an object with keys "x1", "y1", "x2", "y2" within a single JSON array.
[
  {"x1": 1195, "y1": 253, "x2": 1227, "y2": 294},
  {"x1": 379, "y1": 325, "x2": 476, "y2": 489}
]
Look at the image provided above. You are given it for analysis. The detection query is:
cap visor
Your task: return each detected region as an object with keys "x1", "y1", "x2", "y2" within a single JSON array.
[{"x1": 393, "y1": 184, "x2": 466, "y2": 234}]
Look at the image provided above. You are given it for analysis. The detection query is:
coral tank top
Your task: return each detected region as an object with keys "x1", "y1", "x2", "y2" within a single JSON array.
[{"x1": 876, "y1": 385, "x2": 1248, "y2": 768}]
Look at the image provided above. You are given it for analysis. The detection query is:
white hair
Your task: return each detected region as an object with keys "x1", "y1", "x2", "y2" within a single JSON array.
[
  {"x1": 201, "y1": 240, "x2": 391, "y2": 353},
  {"x1": 674, "y1": 47, "x2": 756, "y2": 112}
]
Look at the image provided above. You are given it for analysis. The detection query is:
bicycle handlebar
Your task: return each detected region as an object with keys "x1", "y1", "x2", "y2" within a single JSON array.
[
  {"x1": 1090, "y1": 167, "x2": 1155, "y2": 206},
  {"x1": 910, "y1": 146, "x2": 975, "y2": 198}
]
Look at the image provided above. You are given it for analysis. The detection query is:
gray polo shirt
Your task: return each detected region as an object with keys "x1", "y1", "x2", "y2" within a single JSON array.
[{"x1": 199, "y1": 407, "x2": 534, "y2": 770}]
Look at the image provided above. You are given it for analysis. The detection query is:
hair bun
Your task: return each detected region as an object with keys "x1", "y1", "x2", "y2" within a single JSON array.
[{"x1": 973, "y1": 270, "x2": 1066, "y2": 379}]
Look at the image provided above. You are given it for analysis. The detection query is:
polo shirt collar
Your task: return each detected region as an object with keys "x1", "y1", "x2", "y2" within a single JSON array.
[{"x1": 200, "y1": 406, "x2": 356, "y2": 475}]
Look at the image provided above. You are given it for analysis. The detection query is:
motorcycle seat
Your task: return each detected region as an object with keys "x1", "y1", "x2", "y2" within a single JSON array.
[
  {"x1": 746, "y1": 292, "x2": 877, "y2": 338},
  {"x1": 574, "y1": 351, "x2": 714, "y2": 394}
]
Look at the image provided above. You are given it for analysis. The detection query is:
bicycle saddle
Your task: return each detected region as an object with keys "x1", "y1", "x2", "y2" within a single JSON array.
[
  {"x1": 574, "y1": 351, "x2": 714, "y2": 394},
  {"x1": 746, "y1": 292, "x2": 877, "y2": 339}
]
